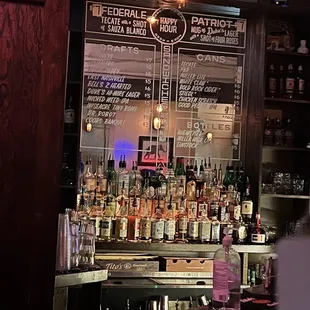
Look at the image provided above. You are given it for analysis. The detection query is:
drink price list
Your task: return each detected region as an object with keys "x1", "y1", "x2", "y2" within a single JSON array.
[{"x1": 81, "y1": 1, "x2": 246, "y2": 160}]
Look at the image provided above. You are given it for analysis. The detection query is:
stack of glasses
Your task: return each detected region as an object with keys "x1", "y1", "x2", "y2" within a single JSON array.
[{"x1": 55, "y1": 209, "x2": 96, "y2": 272}]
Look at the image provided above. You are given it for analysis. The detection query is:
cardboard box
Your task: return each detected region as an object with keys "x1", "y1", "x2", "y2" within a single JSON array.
[{"x1": 161, "y1": 257, "x2": 213, "y2": 272}]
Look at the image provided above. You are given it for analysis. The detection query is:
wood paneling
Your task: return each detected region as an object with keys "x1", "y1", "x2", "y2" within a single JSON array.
[
  {"x1": 242, "y1": 12, "x2": 267, "y2": 210},
  {"x1": 0, "y1": 0, "x2": 69, "y2": 309}
]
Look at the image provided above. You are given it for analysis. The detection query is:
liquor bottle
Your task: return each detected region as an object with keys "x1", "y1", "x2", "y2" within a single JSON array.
[
  {"x1": 236, "y1": 215, "x2": 248, "y2": 245},
  {"x1": 116, "y1": 182, "x2": 129, "y2": 219},
  {"x1": 129, "y1": 161, "x2": 143, "y2": 193},
  {"x1": 139, "y1": 196, "x2": 152, "y2": 242},
  {"x1": 152, "y1": 187, "x2": 165, "y2": 216},
  {"x1": 124, "y1": 298, "x2": 130, "y2": 310},
  {"x1": 232, "y1": 166, "x2": 239, "y2": 189},
  {"x1": 95, "y1": 156, "x2": 106, "y2": 195},
  {"x1": 106, "y1": 156, "x2": 117, "y2": 196},
  {"x1": 186, "y1": 166, "x2": 197, "y2": 197},
  {"x1": 77, "y1": 186, "x2": 89, "y2": 219},
  {"x1": 175, "y1": 157, "x2": 186, "y2": 193},
  {"x1": 117, "y1": 155, "x2": 129, "y2": 196},
  {"x1": 285, "y1": 64, "x2": 295, "y2": 99},
  {"x1": 194, "y1": 160, "x2": 198, "y2": 179},
  {"x1": 237, "y1": 163, "x2": 246, "y2": 197},
  {"x1": 151, "y1": 200, "x2": 165, "y2": 243},
  {"x1": 204, "y1": 157, "x2": 213, "y2": 187},
  {"x1": 267, "y1": 64, "x2": 277, "y2": 97},
  {"x1": 187, "y1": 183, "x2": 197, "y2": 217},
  {"x1": 274, "y1": 118, "x2": 284, "y2": 147},
  {"x1": 250, "y1": 212, "x2": 266, "y2": 244},
  {"x1": 212, "y1": 164, "x2": 218, "y2": 186},
  {"x1": 129, "y1": 177, "x2": 141, "y2": 213},
  {"x1": 175, "y1": 192, "x2": 188, "y2": 243},
  {"x1": 220, "y1": 206, "x2": 233, "y2": 241},
  {"x1": 158, "y1": 165, "x2": 168, "y2": 195},
  {"x1": 140, "y1": 177, "x2": 153, "y2": 221},
  {"x1": 223, "y1": 163, "x2": 234, "y2": 190},
  {"x1": 64, "y1": 96, "x2": 75, "y2": 133},
  {"x1": 196, "y1": 160, "x2": 205, "y2": 189},
  {"x1": 84, "y1": 156, "x2": 96, "y2": 193},
  {"x1": 233, "y1": 193, "x2": 241, "y2": 224},
  {"x1": 115, "y1": 196, "x2": 129, "y2": 242},
  {"x1": 187, "y1": 199, "x2": 199, "y2": 243},
  {"x1": 210, "y1": 208, "x2": 220, "y2": 244},
  {"x1": 166, "y1": 160, "x2": 177, "y2": 197},
  {"x1": 89, "y1": 188, "x2": 103, "y2": 237},
  {"x1": 279, "y1": 64, "x2": 285, "y2": 98},
  {"x1": 263, "y1": 117, "x2": 274, "y2": 146},
  {"x1": 197, "y1": 186, "x2": 207, "y2": 216},
  {"x1": 127, "y1": 190, "x2": 140, "y2": 242},
  {"x1": 164, "y1": 195, "x2": 176, "y2": 243},
  {"x1": 241, "y1": 178, "x2": 253, "y2": 223},
  {"x1": 217, "y1": 164, "x2": 223, "y2": 187},
  {"x1": 297, "y1": 65, "x2": 305, "y2": 99},
  {"x1": 100, "y1": 182, "x2": 116, "y2": 241},
  {"x1": 283, "y1": 118, "x2": 294, "y2": 147},
  {"x1": 198, "y1": 208, "x2": 211, "y2": 244}
]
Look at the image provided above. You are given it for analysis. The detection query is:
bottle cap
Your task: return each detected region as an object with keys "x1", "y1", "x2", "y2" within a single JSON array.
[{"x1": 223, "y1": 227, "x2": 233, "y2": 246}]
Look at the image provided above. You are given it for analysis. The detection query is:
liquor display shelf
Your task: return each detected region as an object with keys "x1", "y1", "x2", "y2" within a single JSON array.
[
  {"x1": 266, "y1": 50, "x2": 310, "y2": 57},
  {"x1": 55, "y1": 269, "x2": 108, "y2": 288},
  {"x1": 264, "y1": 97, "x2": 310, "y2": 104},
  {"x1": 263, "y1": 146, "x2": 310, "y2": 152},
  {"x1": 261, "y1": 193, "x2": 310, "y2": 200},
  {"x1": 95, "y1": 242, "x2": 274, "y2": 254}
]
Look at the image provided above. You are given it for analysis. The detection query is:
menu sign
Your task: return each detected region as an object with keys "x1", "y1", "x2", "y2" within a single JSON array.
[{"x1": 82, "y1": 1, "x2": 246, "y2": 161}]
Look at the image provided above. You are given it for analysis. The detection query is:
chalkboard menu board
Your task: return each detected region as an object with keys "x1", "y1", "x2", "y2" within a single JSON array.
[{"x1": 81, "y1": 1, "x2": 246, "y2": 164}]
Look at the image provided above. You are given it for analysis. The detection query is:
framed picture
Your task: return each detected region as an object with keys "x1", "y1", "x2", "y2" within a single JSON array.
[{"x1": 137, "y1": 136, "x2": 174, "y2": 167}]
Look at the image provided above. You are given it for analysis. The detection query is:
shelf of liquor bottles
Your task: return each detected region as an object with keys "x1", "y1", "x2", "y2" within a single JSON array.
[{"x1": 95, "y1": 242, "x2": 274, "y2": 254}]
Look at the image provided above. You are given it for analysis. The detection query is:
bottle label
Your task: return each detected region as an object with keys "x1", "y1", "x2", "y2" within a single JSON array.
[
  {"x1": 140, "y1": 218, "x2": 151, "y2": 238},
  {"x1": 269, "y1": 78, "x2": 276, "y2": 93},
  {"x1": 151, "y1": 220, "x2": 164, "y2": 239},
  {"x1": 164, "y1": 219, "x2": 176, "y2": 239},
  {"x1": 213, "y1": 261, "x2": 229, "y2": 302},
  {"x1": 199, "y1": 221, "x2": 211, "y2": 241},
  {"x1": 198, "y1": 203, "x2": 208, "y2": 216},
  {"x1": 188, "y1": 221, "x2": 199, "y2": 238},
  {"x1": 176, "y1": 176, "x2": 186, "y2": 191},
  {"x1": 117, "y1": 175, "x2": 129, "y2": 195},
  {"x1": 251, "y1": 233, "x2": 266, "y2": 243},
  {"x1": 118, "y1": 218, "x2": 128, "y2": 238},
  {"x1": 129, "y1": 197, "x2": 140, "y2": 212},
  {"x1": 211, "y1": 223, "x2": 220, "y2": 241},
  {"x1": 178, "y1": 217, "x2": 188, "y2": 233},
  {"x1": 161, "y1": 183, "x2": 167, "y2": 195},
  {"x1": 134, "y1": 218, "x2": 140, "y2": 239},
  {"x1": 100, "y1": 218, "x2": 112, "y2": 237},
  {"x1": 64, "y1": 108, "x2": 75, "y2": 124},
  {"x1": 99, "y1": 178, "x2": 107, "y2": 193},
  {"x1": 286, "y1": 78, "x2": 295, "y2": 93},
  {"x1": 238, "y1": 226, "x2": 247, "y2": 240},
  {"x1": 299, "y1": 79, "x2": 305, "y2": 93},
  {"x1": 234, "y1": 205, "x2": 241, "y2": 220},
  {"x1": 242, "y1": 200, "x2": 253, "y2": 215},
  {"x1": 187, "y1": 201, "x2": 198, "y2": 216},
  {"x1": 86, "y1": 179, "x2": 96, "y2": 192}
]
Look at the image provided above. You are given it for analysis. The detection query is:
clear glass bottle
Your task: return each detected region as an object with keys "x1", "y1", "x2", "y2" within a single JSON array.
[
  {"x1": 152, "y1": 187, "x2": 165, "y2": 217},
  {"x1": 212, "y1": 229, "x2": 241, "y2": 310},
  {"x1": 128, "y1": 190, "x2": 140, "y2": 242},
  {"x1": 117, "y1": 155, "x2": 129, "y2": 196},
  {"x1": 198, "y1": 209, "x2": 211, "y2": 244},
  {"x1": 164, "y1": 195, "x2": 176, "y2": 243},
  {"x1": 187, "y1": 202, "x2": 199, "y2": 243},
  {"x1": 115, "y1": 198, "x2": 128, "y2": 242},
  {"x1": 211, "y1": 208, "x2": 221, "y2": 244},
  {"x1": 116, "y1": 181, "x2": 129, "y2": 216},
  {"x1": 99, "y1": 196, "x2": 114, "y2": 242},
  {"x1": 84, "y1": 156, "x2": 96, "y2": 193},
  {"x1": 95, "y1": 156, "x2": 106, "y2": 196},
  {"x1": 77, "y1": 186, "x2": 89, "y2": 220},
  {"x1": 89, "y1": 187, "x2": 103, "y2": 238},
  {"x1": 151, "y1": 201, "x2": 165, "y2": 243},
  {"x1": 166, "y1": 160, "x2": 176, "y2": 197},
  {"x1": 129, "y1": 161, "x2": 143, "y2": 194}
]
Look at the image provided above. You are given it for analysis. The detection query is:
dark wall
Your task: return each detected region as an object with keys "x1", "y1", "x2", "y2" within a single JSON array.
[{"x1": 0, "y1": 0, "x2": 69, "y2": 309}]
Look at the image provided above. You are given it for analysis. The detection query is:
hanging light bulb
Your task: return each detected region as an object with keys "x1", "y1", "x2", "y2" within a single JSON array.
[
  {"x1": 86, "y1": 120, "x2": 92, "y2": 132},
  {"x1": 147, "y1": 16, "x2": 158, "y2": 24},
  {"x1": 156, "y1": 104, "x2": 163, "y2": 113},
  {"x1": 153, "y1": 117, "x2": 162, "y2": 130}
]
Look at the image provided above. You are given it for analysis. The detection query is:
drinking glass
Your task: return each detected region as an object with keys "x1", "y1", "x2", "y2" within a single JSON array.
[
  {"x1": 79, "y1": 220, "x2": 96, "y2": 265},
  {"x1": 56, "y1": 213, "x2": 71, "y2": 271}
]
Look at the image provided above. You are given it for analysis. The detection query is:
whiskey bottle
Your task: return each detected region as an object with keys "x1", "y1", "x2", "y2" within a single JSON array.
[
  {"x1": 129, "y1": 161, "x2": 143, "y2": 194},
  {"x1": 297, "y1": 65, "x2": 305, "y2": 99},
  {"x1": 77, "y1": 186, "x2": 89, "y2": 220},
  {"x1": 267, "y1": 64, "x2": 277, "y2": 97},
  {"x1": 175, "y1": 193, "x2": 188, "y2": 243},
  {"x1": 236, "y1": 215, "x2": 248, "y2": 245},
  {"x1": 283, "y1": 118, "x2": 294, "y2": 147},
  {"x1": 285, "y1": 64, "x2": 295, "y2": 99},
  {"x1": 166, "y1": 160, "x2": 177, "y2": 197},
  {"x1": 241, "y1": 179, "x2": 253, "y2": 222},
  {"x1": 164, "y1": 195, "x2": 176, "y2": 243},
  {"x1": 198, "y1": 209, "x2": 211, "y2": 244},
  {"x1": 263, "y1": 117, "x2": 274, "y2": 146},
  {"x1": 279, "y1": 64, "x2": 285, "y2": 98},
  {"x1": 274, "y1": 118, "x2": 284, "y2": 146},
  {"x1": 187, "y1": 203, "x2": 199, "y2": 243},
  {"x1": 186, "y1": 183, "x2": 198, "y2": 220},
  {"x1": 197, "y1": 186, "x2": 208, "y2": 218},
  {"x1": 152, "y1": 187, "x2": 165, "y2": 217},
  {"x1": 99, "y1": 197, "x2": 114, "y2": 242},
  {"x1": 139, "y1": 194, "x2": 152, "y2": 243},
  {"x1": 217, "y1": 164, "x2": 223, "y2": 188},
  {"x1": 151, "y1": 200, "x2": 165, "y2": 243},
  {"x1": 64, "y1": 96, "x2": 76, "y2": 133},
  {"x1": 186, "y1": 160, "x2": 197, "y2": 195},
  {"x1": 250, "y1": 212, "x2": 266, "y2": 244},
  {"x1": 105, "y1": 156, "x2": 117, "y2": 196},
  {"x1": 95, "y1": 156, "x2": 106, "y2": 196},
  {"x1": 127, "y1": 191, "x2": 140, "y2": 242},
  {"x1": 117, "y1": 155, "x2": 129, "y2": 196},
  {"x1": 116, "y1": 181, "x2": 129, "y2": 216}
]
